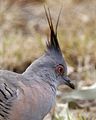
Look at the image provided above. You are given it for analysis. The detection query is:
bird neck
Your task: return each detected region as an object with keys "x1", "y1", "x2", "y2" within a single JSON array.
[{"x1": 23, "y1": 67, "x2": 57, "y2": 94}]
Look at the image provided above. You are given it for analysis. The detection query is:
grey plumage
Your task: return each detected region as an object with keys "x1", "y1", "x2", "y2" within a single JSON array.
[{"x1": 0, "y1": 7, "x2": 75, "y2": 120}]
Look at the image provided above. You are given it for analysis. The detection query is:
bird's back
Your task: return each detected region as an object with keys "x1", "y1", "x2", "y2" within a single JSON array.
[{"x1": 0, "y1": 70, "x2": 56, "y2": 120}]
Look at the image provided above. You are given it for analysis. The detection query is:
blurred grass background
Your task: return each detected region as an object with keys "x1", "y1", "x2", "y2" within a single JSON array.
[{"x1": 0, "y1": 0, "x2": 96, "y2": 119}]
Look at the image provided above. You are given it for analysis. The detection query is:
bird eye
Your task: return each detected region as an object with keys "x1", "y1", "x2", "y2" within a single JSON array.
[{"x1": 55, "y1": 64, "x2": 64, "y2": 75}]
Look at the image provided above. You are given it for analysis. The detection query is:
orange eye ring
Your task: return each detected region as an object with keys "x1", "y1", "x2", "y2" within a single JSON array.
[{"x1": 55, "y1": 64, "x2": 64, "y2": 75}]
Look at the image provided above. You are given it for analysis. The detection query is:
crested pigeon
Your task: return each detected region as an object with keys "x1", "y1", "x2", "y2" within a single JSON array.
[{"x1": 0, "y1": 7, "x2": 75, "y2": 120}]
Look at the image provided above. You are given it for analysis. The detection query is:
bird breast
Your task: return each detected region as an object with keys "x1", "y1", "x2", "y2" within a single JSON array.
[{"x1": 9, "y1": 81, "x2": 56, "y2": 120}]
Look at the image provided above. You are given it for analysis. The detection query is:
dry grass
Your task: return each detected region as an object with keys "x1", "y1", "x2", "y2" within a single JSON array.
[
  {"x1": 0, "y1": 0, "x2": 96, "y2": 119},
  {"x1": 0, "y1": 0, "x2": 96, "y2": 70}
]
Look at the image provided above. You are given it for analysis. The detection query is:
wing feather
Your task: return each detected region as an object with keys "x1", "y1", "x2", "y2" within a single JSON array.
[{"x1": 0, "y1": 70, "x2": 23, "y2": 120}]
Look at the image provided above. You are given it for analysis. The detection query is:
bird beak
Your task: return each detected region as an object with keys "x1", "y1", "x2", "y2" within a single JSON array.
[{"x1": 63, "y1": 76, "x2": 75, "y2": 89}]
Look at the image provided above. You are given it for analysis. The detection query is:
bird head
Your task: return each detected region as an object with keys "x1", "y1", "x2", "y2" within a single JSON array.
[
  {"x1": 25, "y1": 7, "x2": 75, "y2": 90},
  {"x1": 42, "y1": 7, "x2": 75, "y2": 89}
]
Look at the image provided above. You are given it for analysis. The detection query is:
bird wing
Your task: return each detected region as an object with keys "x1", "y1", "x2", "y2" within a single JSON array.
[{"x1": 0, "y1": 70, "x2": 24, "y2": 120}]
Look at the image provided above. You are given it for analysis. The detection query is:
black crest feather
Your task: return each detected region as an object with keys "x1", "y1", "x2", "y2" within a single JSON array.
[{"x1": 44, "y1": 6, "x2": 62, "y2": 53}]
